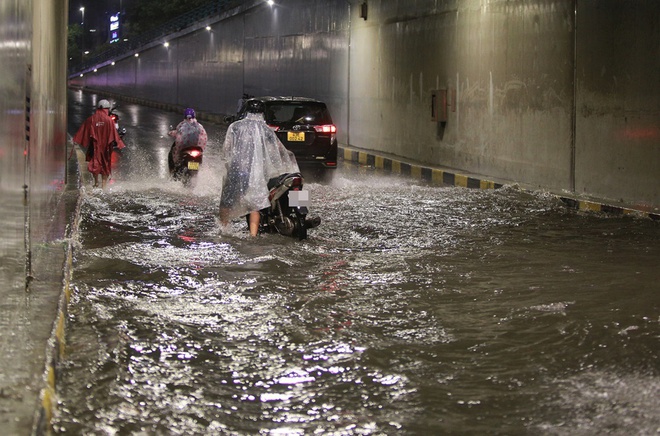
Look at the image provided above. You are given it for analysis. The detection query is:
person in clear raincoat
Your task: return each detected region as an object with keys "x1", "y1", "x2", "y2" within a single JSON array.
[
  {"x1": 168, "y1": 107, "x2": 208, "y2": 169},
  {"x1": 219, "y1": 100, "x2": 300, "y2": 236}
]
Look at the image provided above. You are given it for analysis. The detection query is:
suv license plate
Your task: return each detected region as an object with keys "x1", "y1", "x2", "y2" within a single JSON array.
[
  {"x1": 187, "y1": 161, "x2": 200, "y2": 170},
  {"x1": 287, "y1": 132, "x2": 305, "y2": 142}
]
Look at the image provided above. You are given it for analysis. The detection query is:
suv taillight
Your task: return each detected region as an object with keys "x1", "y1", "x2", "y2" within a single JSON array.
[
  {"x1": 268, "y1": 125, "x2": 280, "y2": 132},
  {"x1": 313, "y1": 125, "x2": 336, "y2": 134}
]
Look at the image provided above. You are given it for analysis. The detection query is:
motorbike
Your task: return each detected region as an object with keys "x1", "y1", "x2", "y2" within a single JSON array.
[
  {"x1": 252, "y1": 172, "x2": 321, "y2": 240},
  {"x1": 106, "y1": 108, "x2": 125, "y2": 172},
  {"x1": 167, "y1": 125, "x2": 204, "y2": 185},
  {"x1": 168, "y1": 144, "x2": 203, "y2": 184},
  {"x1": 109, "y1": 107, "x2": 126, "y2": 138}
]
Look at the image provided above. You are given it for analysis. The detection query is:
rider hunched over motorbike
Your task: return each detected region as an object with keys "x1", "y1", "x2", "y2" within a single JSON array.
[
  {"x1": 219, "y1": 99, "x2": 320, "y2": 238},
  {"x1": 168, "y1": 107, "x2": 208, "y2": 180}
]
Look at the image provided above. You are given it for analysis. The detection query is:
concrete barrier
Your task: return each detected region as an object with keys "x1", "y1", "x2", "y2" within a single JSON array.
[
  {"x1": 31, "y1": 144, "x2": 86, "y2": 435},
  {"x1": 340, "y1": 146, "x2": 659, "y2": 221}
]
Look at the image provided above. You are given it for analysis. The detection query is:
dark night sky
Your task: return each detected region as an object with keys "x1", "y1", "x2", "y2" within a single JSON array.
[
  {"x1": 69, "y1": 0, "x2": 119, "y2": 26},
  {"x1": 69, "y1": 0, "x2": 123, "y2": 46}
]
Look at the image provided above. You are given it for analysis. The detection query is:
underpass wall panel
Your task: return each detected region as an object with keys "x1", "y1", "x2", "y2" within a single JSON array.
[
  {"x1": 135, "y1": 45, "x2": 179, "y2": 105},
  {"x1": 1, "y1": 0, "x2": 69, "y2": 433},
  {"x1": 575, "y1": 0, "x2": 660, "y2": 206},
  {"x1": 105, "y1": 61, "x2": 136, "y2": 96},
  {"x1": 241, "y1": 0, "x2": 348, "y2": 106},
  {"x1": 29, "y1": 0, "x2": 70, "y2": 241},
  {"x1": 455, "y1": 0, "x2": 574, "y2": 189},
  {"x1": 352, "y1": 0, "x2": 575, "y2": 192},
  {"x1": 0, "y1": 0, "x2": 69, "y2": 262},
  {"x1": 0, "y1": 0, "x2": 31, "y2": 290}
]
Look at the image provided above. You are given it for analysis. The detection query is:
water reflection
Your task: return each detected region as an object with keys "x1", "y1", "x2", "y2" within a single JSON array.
[{"x1": 57, "y1": 101, "x2": 660, "y2": 434}]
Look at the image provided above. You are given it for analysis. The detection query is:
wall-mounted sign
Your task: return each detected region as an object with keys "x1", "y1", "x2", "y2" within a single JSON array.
[{"x1": 109, "y1": 13, "x2": 120, "y2": 43}]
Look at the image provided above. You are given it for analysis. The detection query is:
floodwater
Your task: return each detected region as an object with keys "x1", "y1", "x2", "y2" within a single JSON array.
[{"x1": 55, "y1": 91, "x2": 659, "y2": 435}]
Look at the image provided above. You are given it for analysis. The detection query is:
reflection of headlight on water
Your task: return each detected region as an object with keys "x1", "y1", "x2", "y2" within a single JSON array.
[{"x1": 260, "y1": 392, "x2": 293, "y2": 402}]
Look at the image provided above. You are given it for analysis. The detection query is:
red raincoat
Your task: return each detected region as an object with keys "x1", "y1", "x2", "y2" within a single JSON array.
[{"x1": 73, "y1": 108, "x2": 126, "y2": 176}]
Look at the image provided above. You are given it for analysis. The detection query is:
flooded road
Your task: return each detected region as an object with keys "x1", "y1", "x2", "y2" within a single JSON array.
[{"x1": 56, "y1": 91, "x2": 660, "y2": 434}]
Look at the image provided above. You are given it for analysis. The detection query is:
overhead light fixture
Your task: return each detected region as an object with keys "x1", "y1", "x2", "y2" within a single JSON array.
[
  {"x1": 164, "y1": 42, "x2": 170, "y2": 47},
  {"x1": 267, "y1": 0, "x2": 274, "y2": 5},
  {"x1": 206, "y1": 26, "x2": 211, "y2": 31},
  {"x1": 111, "y1": 61, "x2": 115, "y2": 65},
  {"x1": 134, "y1": 53, "x2": 139, "y2": 57}
]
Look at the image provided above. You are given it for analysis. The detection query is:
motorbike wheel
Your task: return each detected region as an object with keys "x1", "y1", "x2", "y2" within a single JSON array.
[
  {"x1": 181, "y1": 170, "x2": 197, "y2": 187},
  {"x1": 295, "y1": 212, "x2": 307, "y2": 240}
]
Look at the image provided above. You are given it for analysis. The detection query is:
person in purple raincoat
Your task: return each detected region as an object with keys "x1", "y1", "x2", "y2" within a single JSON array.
[{"x1": 168, "y1": 107, "x2": 208, "y2": 169}]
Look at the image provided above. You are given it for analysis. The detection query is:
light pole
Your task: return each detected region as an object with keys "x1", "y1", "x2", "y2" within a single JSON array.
[{"x1": 80, "y1": 7, "x2": 85, "y2": 62}]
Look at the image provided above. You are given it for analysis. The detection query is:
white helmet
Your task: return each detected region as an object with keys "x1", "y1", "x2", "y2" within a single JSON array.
[{"x1": 98, "y1": 99, "x2": 111, "y2": 109}]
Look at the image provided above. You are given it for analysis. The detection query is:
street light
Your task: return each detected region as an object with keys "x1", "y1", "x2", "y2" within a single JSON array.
[{"x1": 80, "y1": 7, "x2": 85, "y2": 61}]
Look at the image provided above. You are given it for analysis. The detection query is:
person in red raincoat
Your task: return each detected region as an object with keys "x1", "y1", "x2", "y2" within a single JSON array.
[{"x1": 73, "y1": 99, "x2": 126, "y2": 189}]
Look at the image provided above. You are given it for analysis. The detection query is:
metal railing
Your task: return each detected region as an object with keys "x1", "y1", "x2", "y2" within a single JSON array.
[{"x1": 70, "y1": 0, "x2": 242, "y2": 76}]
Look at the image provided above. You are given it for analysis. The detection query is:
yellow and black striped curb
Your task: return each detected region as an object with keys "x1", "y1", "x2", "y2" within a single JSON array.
[
  {"x1": 33, "y1": 144, "x2": 85, "y2": 435},
  {"x1": 341, "y1": 147, "x2": 502, "y2": 190},
  {"x1": 340, "y1": 147, "x2": 659, "y2": 221},
  {"x1": 34, "y1": 243, "x2": 75, "y2": 435}
]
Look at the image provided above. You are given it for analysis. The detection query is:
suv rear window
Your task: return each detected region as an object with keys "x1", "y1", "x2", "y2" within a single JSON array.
[{"x1": 265, "y1": 102, "x2": 333, "y2": 125}]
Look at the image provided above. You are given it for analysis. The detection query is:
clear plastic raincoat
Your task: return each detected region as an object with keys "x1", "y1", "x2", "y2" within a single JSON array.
[{"x1": 220, "y1": 112, "x2": 300, "y2": 220}]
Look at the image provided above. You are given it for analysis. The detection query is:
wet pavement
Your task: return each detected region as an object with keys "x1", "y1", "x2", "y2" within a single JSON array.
[
  {"x1": 0, "y1": 141, "x2": 81, "y2": 436},
  {"x1": 52, "y1": 90, "x2": 660, "y2": 434}
]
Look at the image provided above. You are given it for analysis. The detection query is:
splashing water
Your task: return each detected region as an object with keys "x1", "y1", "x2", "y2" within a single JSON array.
[{"x1": 57, "y1": 96, "x2": 660, "y2": 435}]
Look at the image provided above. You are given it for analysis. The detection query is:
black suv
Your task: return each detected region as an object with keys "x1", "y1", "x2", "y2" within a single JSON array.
[{"x1": 229, "y1": 96, "x2": 338, "y2": 173}]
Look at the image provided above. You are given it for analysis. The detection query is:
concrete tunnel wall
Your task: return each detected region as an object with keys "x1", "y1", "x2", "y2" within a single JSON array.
[
  {"x1": 1, "y1": 0, "x2": 68, "y2": 280},
  {"x1": 71, "y1": 0, "x2": 659, "y2": 209},
  {"x1": 0, "y1": 0, "x2": 70, "y2": 434}
]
